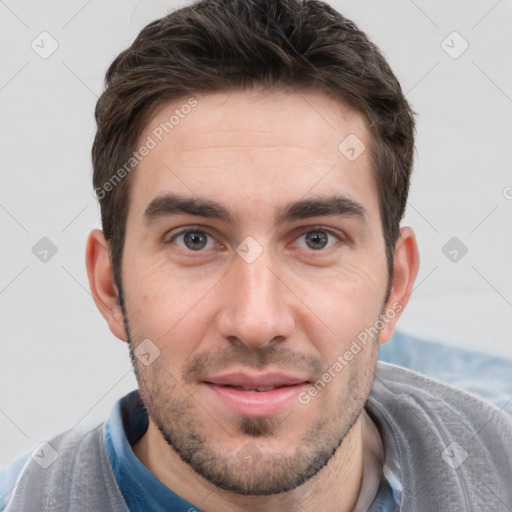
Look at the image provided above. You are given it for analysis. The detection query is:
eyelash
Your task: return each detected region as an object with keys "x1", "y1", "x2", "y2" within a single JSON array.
[{"x1": 165, "y1": 225, "x2": 344, "y2": 255}]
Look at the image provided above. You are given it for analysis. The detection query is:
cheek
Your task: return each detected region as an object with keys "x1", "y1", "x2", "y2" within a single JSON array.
[
  {"x1": 299, "y1": 264, "x2": 386, "y2": 355},
  {"x1": 123, "y1": 262, "x2": 216, "y2": 353}
]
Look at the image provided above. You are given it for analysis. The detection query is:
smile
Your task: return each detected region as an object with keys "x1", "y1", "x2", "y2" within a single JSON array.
[{"x1": 202, "y1": 372, "x2": 311, "y2": 417}]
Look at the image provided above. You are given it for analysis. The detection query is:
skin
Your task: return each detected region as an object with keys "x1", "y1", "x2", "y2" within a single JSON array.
[{"x1": 86, "y1": 89, "x2": 419, "y2": 512}]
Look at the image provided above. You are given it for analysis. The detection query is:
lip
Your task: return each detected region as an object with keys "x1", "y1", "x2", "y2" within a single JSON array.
[
  {"x1": 204, "y1": 372, "x2": 309, "y2": 388},
  {"x1": 202, "y1": 371, "x2": 310, "y2": 417}
]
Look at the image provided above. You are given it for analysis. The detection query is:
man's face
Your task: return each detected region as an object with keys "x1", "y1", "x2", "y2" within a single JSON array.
[{"x1": 120, "y1": 90, "x2": 390, "y2": 494}]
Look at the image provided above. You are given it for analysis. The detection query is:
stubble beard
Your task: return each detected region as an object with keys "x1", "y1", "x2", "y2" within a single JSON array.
[{"x1": 120, "y1": 298, "x2": 378, "y2": 495}]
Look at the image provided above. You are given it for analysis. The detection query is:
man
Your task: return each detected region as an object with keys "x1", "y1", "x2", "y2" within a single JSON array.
[{"x1": 2, "y1": 0, "x2": 511, "y2": 510}]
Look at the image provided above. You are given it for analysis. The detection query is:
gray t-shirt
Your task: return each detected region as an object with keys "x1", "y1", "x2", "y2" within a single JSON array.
[{"x1": 3, "y1": 362, "x2": 512, "y2": 511}]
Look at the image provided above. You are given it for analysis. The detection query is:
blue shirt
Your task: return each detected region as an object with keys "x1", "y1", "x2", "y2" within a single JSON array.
[
  {"x1": 104, "y1": 390, "x2": 199, "y2": 511},
  {"x1": 105, "y1": 390, "x2": 400, "y2": 511}
]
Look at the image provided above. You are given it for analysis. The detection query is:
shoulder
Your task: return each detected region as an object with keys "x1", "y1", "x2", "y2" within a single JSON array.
[
  {"x1": 379, "y1": 331, "x2": 512, "y2": 407},
  {"x1": 2, "y1": 424, "x2": 127, "y2": 512},
  {"x1": 368, "y1": 361, "x2": 512, "y2": 508},
  {"x1": 371, "y1": 361, "x2": 512, "y2": 435},
  {"x1": 374, "y1": 360, "x2": 509, "y2": 407}
]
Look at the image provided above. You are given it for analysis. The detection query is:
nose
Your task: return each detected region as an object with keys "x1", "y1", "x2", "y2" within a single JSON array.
[{"x1": 215, "y1": 249, "x2": 296, "y2": 349}]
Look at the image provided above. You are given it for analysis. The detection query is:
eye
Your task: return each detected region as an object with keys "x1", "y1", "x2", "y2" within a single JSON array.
[
  {"x1": 294, "y1": 229, "x2": 341, "y2": 251},
  {"x1": 169, "y1": 229, "x2": 217, "y2": 251}
]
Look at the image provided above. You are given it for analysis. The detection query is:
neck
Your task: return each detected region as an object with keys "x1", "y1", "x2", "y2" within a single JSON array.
[{"x1": 133, "y1": 414, "x2": 365, "y2": 512}]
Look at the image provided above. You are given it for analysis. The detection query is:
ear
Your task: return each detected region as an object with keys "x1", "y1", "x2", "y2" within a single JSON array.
[
  {"x1": 379, "y1": 226, "x2": 420, "y2": 345},
  {"x1": 85, "y1": 229, "x2": 128, "y2": 341}
]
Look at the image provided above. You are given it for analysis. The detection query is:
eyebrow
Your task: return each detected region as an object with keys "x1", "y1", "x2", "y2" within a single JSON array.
[{"x1": 142, "y1": 193, "x2": 367, "y2": 226}]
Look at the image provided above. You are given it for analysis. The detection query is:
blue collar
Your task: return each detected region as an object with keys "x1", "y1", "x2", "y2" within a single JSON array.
[
  {"x1": 104, "y1": 389, "x2": 399, "y2": 511},
  {"x1": 104, "y1": 390, "x2": 201, "y2": 512}
]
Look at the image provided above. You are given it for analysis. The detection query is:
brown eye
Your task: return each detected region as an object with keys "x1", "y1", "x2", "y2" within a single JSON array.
[
  {"x1": 171, "y1": 230, "x2": 215, "y2": 251},
  {"x1": 183, "y1": 231, "x2": 208, "y2": 250},
  {"x1": 305, "y1": 231, "x2": 329, "y2": 250},
  {"x1": 295, "y1": 229, "x2": 340, "y2": 251}
]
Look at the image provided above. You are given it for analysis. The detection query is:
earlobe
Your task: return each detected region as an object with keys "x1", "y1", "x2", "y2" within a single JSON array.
[
  {"x1": 379, "y1": 226, "x2": 420, "y2": 344},
  {"x1": 85, "y1": 229, "x2": 128, "y2": 341}
]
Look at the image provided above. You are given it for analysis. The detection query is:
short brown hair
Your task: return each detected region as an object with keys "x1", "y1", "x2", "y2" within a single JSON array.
[{"x1": 92, "y1": 0, "x2": 415, "y2": 302}]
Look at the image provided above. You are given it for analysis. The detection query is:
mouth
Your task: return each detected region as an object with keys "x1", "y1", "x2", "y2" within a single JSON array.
[
  {"x1": 202, "y1": 372, "x2": 311, "y2": 417},
  {"x1": 208, "y1": 384, "x2": 295, "y2": 392}
]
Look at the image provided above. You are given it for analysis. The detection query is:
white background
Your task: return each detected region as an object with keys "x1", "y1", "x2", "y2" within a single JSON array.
[{"x1": 1, "y1": 0, "x2": 511, "y2": 467}]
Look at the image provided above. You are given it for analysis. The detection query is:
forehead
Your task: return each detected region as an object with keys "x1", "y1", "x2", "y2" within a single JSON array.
[{"x1": 128, "y1": 89, "x2": 378, "y2": 225}]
